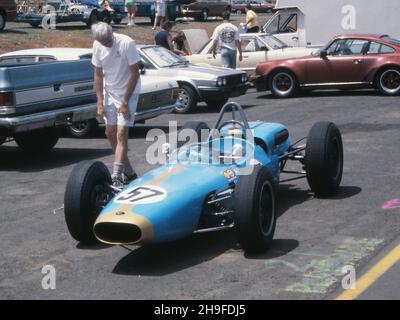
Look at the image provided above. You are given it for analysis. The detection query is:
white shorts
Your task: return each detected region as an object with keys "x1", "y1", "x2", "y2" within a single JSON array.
[
  {"x1": 103, "y1": 94, "x2": 138, "y2": 127},
  {"x1": 156, "y1": 3, "x2": 166, "y2": 17}
]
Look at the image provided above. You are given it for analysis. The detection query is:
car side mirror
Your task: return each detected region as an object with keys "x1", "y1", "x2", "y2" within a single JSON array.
[
  {"x1": 320, "y1": 50, "x2": 328, "y2": 59},
  {"x1": 139, "y1": 61, "x2": 146, "y2": 75},
  {"x1": 260, "y1": 46, "x2": 268, "y2": 52}
]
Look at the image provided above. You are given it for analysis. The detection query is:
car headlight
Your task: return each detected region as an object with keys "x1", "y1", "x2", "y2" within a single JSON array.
[
  {"x1": 217, "y1": 77, "x2": 227, "y2": 87},
  {"x1": 241, "y1": 74, "x2": 247, "y2": 83}
]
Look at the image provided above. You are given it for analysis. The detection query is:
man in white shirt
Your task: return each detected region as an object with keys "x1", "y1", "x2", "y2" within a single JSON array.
[
  {"x1": 91, "y1": 22, "x2": 141, "y2": 188},
  {"x1": 211, "y1": 11, "x2": 242, "y2": 69}
]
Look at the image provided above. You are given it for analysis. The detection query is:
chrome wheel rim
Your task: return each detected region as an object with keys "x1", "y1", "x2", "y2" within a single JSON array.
[
  {"x1": 177, "y1": 88, "x2": 191, "y2": 111},
  {"x1": 380, "y1": 69, "x2": 400, "y2": 94},
  {"x1": 70, "y1": 121, "x2": 88, "y2": 133},
  {"x1": 272, "y1": 72, "x2": 294, "y2": 96}
]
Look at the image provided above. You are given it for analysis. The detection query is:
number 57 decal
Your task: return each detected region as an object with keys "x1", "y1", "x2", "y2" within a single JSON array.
[{"x1": 115, "y1": 185, "x2": 167, "y2": 205}]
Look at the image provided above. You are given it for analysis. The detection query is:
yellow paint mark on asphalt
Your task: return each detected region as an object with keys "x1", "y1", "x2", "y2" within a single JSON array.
[{"x1": 336, "y1": 244, "x2": 400, "y2": 300}]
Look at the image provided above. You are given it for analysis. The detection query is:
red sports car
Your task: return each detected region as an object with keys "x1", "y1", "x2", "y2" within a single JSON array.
[{"x1": 254, "y1": 34, "x2": 400, "y2": 98}]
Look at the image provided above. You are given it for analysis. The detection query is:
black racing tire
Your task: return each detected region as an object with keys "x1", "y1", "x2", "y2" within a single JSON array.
[
  {"x1": 113, "y1": 18, "x2": 122, "y2": 24},
  {"x1": 305, "y1": 122, "x2": 343, "y2": 197},
  {"x1": 175, "y1": 84, "x2": 198, "y2": 114},
  {"x1": 205, "y1": 98, "x2": 229, "y2": 109},
  {"x1": 376, "y1": 68, "x2": 400, "y2": 96},
  {"x1": 201, "y1": 8, "x2": 208, "y2": 21},
  {"x1": 269, "y1": 69, "x2": 298, "y2": 98},
  {"x1": 234, "y1": 165, "x2": 276, "y2": 254},
  {"x1": 67, "y1": 119, "x2": 99, "y2": 138},
  {"x1": 64, "y1": 161, "x2": 112, "y2": 243},
  {"x1": 0, "y1": 12, "x2": 5, "y2": 31},
  {"x1": 177, "y1": 121, "x2": 210, "y2": 148},
  {"x1": 14, "y1": 127, "x2": 59, "y2": 154}
]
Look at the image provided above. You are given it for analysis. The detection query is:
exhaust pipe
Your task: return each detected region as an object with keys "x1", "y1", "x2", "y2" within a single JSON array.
[{"x1": 93, "y1": 210, "x2": 153, "y2": 245}]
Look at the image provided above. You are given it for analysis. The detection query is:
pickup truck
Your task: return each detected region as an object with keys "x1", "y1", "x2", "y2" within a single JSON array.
[{"x1": 0, "y1": 59, "x2": 179, "y2": 153}]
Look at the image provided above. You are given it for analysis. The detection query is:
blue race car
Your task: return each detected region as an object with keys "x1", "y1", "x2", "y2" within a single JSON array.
[{"x1": 64, "y1": 103, "x2": 343, "y2": 253}]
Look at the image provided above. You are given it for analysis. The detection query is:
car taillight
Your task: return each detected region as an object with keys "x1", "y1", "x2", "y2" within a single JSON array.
[{"x1": 0, "y1": 92, "x2": 14, "y2": 107}]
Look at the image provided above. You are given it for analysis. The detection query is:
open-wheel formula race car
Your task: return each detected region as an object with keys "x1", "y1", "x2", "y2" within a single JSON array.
[{"x1": 64, "y1": 103, "x2": 343, "y2": 254}]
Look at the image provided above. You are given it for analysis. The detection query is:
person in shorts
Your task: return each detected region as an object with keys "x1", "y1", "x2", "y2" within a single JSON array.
[
  {"x1": 211, "y1": 11, "x2": 242, "y2": 69},
  {"x1": 125, "y1": 0, "x2": 137, "y2": 26},
  {"x1": 152, "y1": 0, "x2": 166, "y2": 30},
  {"x1": 91, "y1": 22, "x2": 141, "y2": 187}
]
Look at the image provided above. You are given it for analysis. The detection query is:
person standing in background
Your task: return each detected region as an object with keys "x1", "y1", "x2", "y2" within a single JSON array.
[
  {"x1": 152, "y1": 0, "x2": 166, "y2": 30},
  {"x1": 211, "y1": 11, "x2": 242, "y2": 69},
  {"x1": 91, "y1": 22, "x2": 141, "y2": 188},
  {"x1": 245, "y1": 4, "x2": 259, "y2": 33},
  {"x1": 125, "y1": 0, "x2": 137, "y2": 26}
]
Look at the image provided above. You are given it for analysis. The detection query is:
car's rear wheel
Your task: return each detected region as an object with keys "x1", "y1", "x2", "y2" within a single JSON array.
[
  {"x1": 234, "y1": 166, "x2": 276, "y2": 254},
  {"x1": 68, "y1": 119, "x2": 99, "y2": 138},
  {"x1": 377, "y1": 68, "x2": 400, "y2": 96},
  {"x1": 64, "y1": 161, "x2": 112, "y2": 243},
  {"x1": 177, "y1": 121, "x2": 210, "y2": 148},
  {"x1": 175, "y1": 84, "x2": 198, "y2": 114},
  {"x1": 305, "y1": 122, "x2": 343, "y2": 197},
  {"x1": 269, "y1": 70, "x2": 298, "y2": 98},
  {"x1": 14, "y1": 127, "x2": 59, "y2": 154}
]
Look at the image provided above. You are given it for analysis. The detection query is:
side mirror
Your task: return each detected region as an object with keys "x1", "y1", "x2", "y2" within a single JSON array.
[
  {"x1": 139, "y1": 61, "x2": 146, "y2": 75},
  {"x1": 260, "y1": 46, "x2": 268, "y2": 52},
  {"x1": 320, "y1": 50, "x2": 328, "y2": 59}
]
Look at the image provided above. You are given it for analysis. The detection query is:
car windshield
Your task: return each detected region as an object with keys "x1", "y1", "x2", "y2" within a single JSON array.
[
  {"x1": 381, "y1": 36, "x2": 400, "y2": 47},
  {"x1": 259, "y1": 35, "x2": 288, "y2": 49},
  {"x1": 141, "y1": 46, "x2": 188, "y2": 68},
  {"x1": 170, "y1": 137, "x2": 254, "y2": 166}
]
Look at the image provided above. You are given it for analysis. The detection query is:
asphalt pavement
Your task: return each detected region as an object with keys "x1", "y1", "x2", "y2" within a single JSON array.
[{"x1": 0, "y1": 88, "x2": 399, "y2": 299}]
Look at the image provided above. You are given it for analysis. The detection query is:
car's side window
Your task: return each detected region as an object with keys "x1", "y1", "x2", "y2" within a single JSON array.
[
  {"x1": 265, "y1": 13, "x2": 297, "y2": 34},
  {"x1": 241, "y1": 37, "x2": 259, "y2": 52},
  {"x1": 367, "y1": 42, "x2": 395, "y2": 55},
  {"x1": 327, "y1": 39, "x2": 369, "y2": 56}
]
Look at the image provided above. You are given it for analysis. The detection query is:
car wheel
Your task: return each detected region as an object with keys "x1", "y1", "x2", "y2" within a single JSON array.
[
  {"x1": 201, "y1": 9, "x2": 208, "y2": 21},
  {"x1": 14, "y1": 127, "x2": 59, "y2": 154},
  {"x1": 234, "y1": 165, "x2": 276, "y2": 254},
  {"x1": 177, "y1": 121, "x2": 210, "y2": 148},
  {"x1": 377, "y1": 68, "x2": 400, "y2": 96},
  {"x1": 269, "y1": 70, "x2": 298, "y2": 98},
  {"x1": 0, "y1": 13, "x2": 5, "y2": 31},
  {"x1": 305, "y1": 122, "x2": 343, "y2": 197},
  {"x1": 67, "y1": 119, "x2": 98, "y2": 138},
  {"x1": 206, "y1": 98, "x2": 229, "y2": 109},
  {"x1": 86, "y1": 11, "x2": 98, "y2": 27},
  {"x1": 175, "y1": 84, "x2": 198, "y2": 114},
  {"x1": 64, "y1": 161, "x2": 112, "y2": 243}
]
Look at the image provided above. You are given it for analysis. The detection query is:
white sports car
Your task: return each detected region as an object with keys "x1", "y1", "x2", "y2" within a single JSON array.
[{"x1": 183, "y1": 29, "x2": 315, "y2": 76}]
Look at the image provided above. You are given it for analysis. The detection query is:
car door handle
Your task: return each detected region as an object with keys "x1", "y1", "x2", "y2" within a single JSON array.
[
  {"x1": 292, "y1": 36, "x2": 299, "y2": 41},
  {"x1": 353, "y1": 59, "x2": 362, "y2": 64}
]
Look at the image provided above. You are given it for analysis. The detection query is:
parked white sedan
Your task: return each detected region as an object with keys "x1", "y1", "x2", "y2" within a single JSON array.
[{"x1": 183, "y1": 29, "x2": 315, "y2": 76}]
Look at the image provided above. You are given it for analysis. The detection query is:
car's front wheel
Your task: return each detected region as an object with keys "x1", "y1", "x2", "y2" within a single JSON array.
[
  {"x1": 377, "y1": 68, "x2": 400, "y2": 96},
  {"x1": 64, "y1": 161, "x2": 112, "y2": 243},
  {"x1": 234, "y1": 165, "x2": 276, "y2": 254},
  {"x1": 269, "y1": 70, "x2": 298, "y2": 98},
  {"x1": 305, "y1": 122, "x2": 343, "y2": 197},
  {"x1": 175, "y1": 84, "x2": 198, "y2": 114}
]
